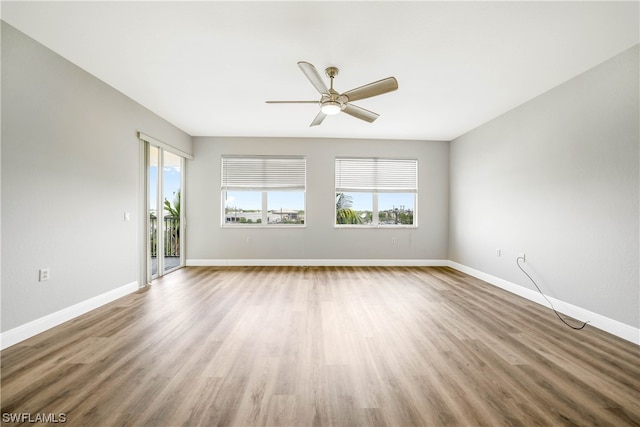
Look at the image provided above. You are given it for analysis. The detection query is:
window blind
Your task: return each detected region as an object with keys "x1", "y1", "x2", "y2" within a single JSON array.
[
  {"x1": 221, "y1": 156, "x2": 306, "y2": 191},
  {"x1": 335, "y1": 157, "x2": 417, "y2": 193}
]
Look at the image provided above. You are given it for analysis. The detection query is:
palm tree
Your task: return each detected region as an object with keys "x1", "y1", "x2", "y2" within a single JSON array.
[
  {"x1": 336, "y1": 193, "x2": 362, "y2": 224},
  {"x1": 164, "y1": 190, "x2": 180, "y2": 218},
  {"x1": 163, "y1": 191, "x2": 180, "y2": 256}
]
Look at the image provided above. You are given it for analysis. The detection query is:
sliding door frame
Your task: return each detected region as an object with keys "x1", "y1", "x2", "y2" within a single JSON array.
[{"x1": 139, "y1": 132, "x2": 190, "y2": 286}]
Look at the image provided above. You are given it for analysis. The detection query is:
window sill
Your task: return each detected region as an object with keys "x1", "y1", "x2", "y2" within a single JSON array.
[
  {"x1": 334, "y1": 225, "x2": 417, "y2": 229},
  {"x1": 221, "y1": 224, "x2": 306, "y2": 229}
]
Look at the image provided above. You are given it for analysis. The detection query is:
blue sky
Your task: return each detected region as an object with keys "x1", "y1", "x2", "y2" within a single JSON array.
[
  {"x1": 344, "y1": 192, "x2": 414, "y2": 211},
  {"x1": 224, "y1": 191, "x2": 413, "y2": 211},
  {"x1": 224, "y1": 191, "x2": 305, "y2": 211},
  {"x1": 149, "y1": 166, "x2": 181, "y2": 211}
]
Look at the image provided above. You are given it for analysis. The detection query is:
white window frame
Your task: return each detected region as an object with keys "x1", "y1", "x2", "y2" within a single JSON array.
[
  {"x1": 221, "y1": 155, "x2": 306, "y2": 227},
  {"x1": 335, "y1": 157, "x2": 418, "y2": 228}
]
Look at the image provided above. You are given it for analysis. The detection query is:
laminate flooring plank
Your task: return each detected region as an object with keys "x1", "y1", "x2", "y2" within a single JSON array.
[
  {"x1": 2, "y1": 266, "x2": 639, "y2": 426},
  {"x1": 510, "y1": 331, "x2": 640, "y2": 425}
]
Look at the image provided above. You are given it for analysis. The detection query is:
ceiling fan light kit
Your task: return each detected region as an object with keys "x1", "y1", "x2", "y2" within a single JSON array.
[
  {"x1": 321, "y1": 101, "x2": 341, "y2": 115},
  {"x1": 266, "y1": 61, "x2": 398, "y2": 127}
]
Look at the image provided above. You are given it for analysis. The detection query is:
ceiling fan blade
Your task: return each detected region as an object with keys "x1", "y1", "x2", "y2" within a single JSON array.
[
  {"x1": 342, "y1": 104, "x2": 380, "y2": 123},
  {"x1": 265, "y1": 101, "x2": 318, "y2": 104},
  {"x1": 342, "y1": 77, "x2": 398, "y2": 102},
  {"x1": 310, "y1": 111, "x2": 327, "y2": 127},
  {"x1": 298, "y1": 61, "x2": 329, "y2": 95}
]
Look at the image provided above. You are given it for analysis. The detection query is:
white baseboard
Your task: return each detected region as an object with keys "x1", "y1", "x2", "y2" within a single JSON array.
[
  {"x1": 447, "y1": 261, "x2": 640, "y2": 345},
  {"x1": 0, "y1": 281, "x2": 139, "y2": 350},
  {"x1": 186, "y1": 259, "x2": 449, "y2": 267}
]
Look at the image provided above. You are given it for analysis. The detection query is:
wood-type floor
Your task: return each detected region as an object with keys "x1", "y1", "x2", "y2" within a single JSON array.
[{"x1": 1, "y1": 266, "x2": 639, "y2": 426}]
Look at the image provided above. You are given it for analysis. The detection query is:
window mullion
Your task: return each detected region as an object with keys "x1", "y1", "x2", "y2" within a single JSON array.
[
  {"x1": 261, "y1": 191, "x2": 268, "y2": 224},
  {"x1": 372, "y1": 192, "x2": 379, "y2": 226}
]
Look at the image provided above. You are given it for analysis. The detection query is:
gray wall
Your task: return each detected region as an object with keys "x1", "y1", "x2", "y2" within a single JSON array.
[
  {"x1": 1, "y1": 22, "x2": 192, "y2": 332},
  {"x1": 449, "y1": 45, "x2": 639, "y2": 328},
  {"x1": 186, "y1": 137, "x2": 449, "y2": 262}
]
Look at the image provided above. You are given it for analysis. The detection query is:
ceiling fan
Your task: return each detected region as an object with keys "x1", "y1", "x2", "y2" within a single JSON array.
[{"x1": 266, "y1": 61, "x2": 398, "y2": 127}]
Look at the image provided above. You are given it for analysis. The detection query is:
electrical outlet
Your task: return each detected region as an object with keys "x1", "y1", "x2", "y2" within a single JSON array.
[
  {"x1": 391, "y1": 237, "x2": 397, "y2": 244},
  {"x1": 39, "y1": 268, "x2": 50, "y2": 282},
  {"x1": 518, "y1": 253, "x2": 526, "y2": 262},
  {"x1": 496, "y1": 249, "x2": 501, "y2": 257}
]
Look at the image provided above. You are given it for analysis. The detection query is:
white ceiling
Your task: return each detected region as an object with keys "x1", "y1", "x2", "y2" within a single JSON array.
[{"x1": 2, "y1": 1, "x2": 638, "y2": 141}]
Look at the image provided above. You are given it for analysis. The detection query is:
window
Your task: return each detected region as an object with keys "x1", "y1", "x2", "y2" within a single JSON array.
[
  {"x1": 335, "y1": 157, "x2": 417, "y2": 227},
  {"x1": 221, "y1": 156, "x2": 306, "y2": 226}
]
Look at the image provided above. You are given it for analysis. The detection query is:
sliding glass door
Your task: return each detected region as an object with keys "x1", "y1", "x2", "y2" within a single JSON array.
[
  {"x1": 147, "y1": 144, "x2": 184, "y2": 280},
  {"x1": 161, "y1": 151, "x2": 182, "y2": 273}
]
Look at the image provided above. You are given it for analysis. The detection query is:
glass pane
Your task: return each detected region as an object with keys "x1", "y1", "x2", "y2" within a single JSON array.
[
  {"x1": 336, "y1": 192, "x2": 372, "y2": 225},
  {"x1": 378, "y1": 193, "x2": 415, "y2": 225},
  {"x1": 224, "y1": 191, "x2": 262, "y2": 224},
  {"x1": 149, "y1": 146, "x2": 159, "y2": 277},
  {"x1": 267, "y1": 191, "x2": 305, "y2": 224},
  {"x1": 163, "y1": 151, "x2": 181, "y2": 272}
]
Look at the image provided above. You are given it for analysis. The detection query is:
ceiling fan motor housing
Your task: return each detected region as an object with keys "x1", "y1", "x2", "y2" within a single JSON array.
[{"x1": 320, "y1": 92, "x2": 346, "y2": 115}]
